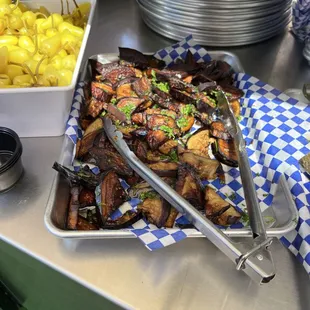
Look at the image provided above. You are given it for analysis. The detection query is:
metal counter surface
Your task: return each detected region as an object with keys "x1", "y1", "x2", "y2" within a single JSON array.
[{"x1": 0, "y1": 1, "x2": 309, "y2": 309}]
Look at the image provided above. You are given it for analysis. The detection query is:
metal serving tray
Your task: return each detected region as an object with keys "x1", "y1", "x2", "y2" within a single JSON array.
[{"x1": 44, "y1": 52, "x2": 298, "y2": 239}]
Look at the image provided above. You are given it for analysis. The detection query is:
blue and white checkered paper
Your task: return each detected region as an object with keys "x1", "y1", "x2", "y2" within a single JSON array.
[
  {"x1": 292, "y1": 0, "x2": 310, "y2": 41},
  {"x1": 65, "y1": 36, "x2": 310, "y2": 273}
]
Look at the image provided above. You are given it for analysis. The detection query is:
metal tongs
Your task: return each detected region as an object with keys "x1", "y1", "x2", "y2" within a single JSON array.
[{"x1": 103, "y1": 93, "x2": 275, "y2": 283}]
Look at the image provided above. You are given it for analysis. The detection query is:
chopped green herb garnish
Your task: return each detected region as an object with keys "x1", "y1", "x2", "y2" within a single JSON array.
[
  {"x1": 114, "y1": 120, "x2": 121, "y2": 126},
  {"x1": 236, "y1": 115, "x2": 242, "y2": 122},
  {"x1": 241, "y1": 211, "x2": 250, "y2": 226},
  {"x1": 263, "y1": 193, "x2": 268, "y2": 197},
  {"x1": 151, "y1": 69, "x2": 157, "y2": 79},
  {"x1": 110, "y1": 97, "x2": 117, "y2": 105},
  {"x1": 118, "y1": 103, "x2": 136, "y2": 119},
  {"x1": 226, "y1": 192, "x2": 236, "y2": 200},
  {"x1": 159, "y1": 125, "x2": 175, "y2": 139},
  {"x1": 153, "y1": 104, "x2": 159, "y2": 109},
  {"x1": 160, "y1": 149, "x2": 178, "y2": 163},
  {"x1": 139, "y1": 191, "x2": 158, "y2": 200},
  {"x1": 255, "y1": 172, "x2": 260, "y2": 177},
  {"x1": 181, "y1": 104, "x2": 196, "y2": 116},
  {"x1": 169, "y1": 149, "x2": 178, "y2": 162},
  {"x1": 161, "y1": 110, "x2": 176, "y2": 119},
  {"x1": 100, "y1": 110, "x2": 106, "y2": 117},
  {"x1": 177, "y1": 117, "x2": 189, "y2": 128},
  {"x1": 151, "y1": 69, "x2": 170, "y2": 93}
]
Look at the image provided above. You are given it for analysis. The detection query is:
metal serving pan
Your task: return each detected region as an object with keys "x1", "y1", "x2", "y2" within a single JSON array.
[{"x1": 44, "y1": 52, "x2": 298, "y2": 239}]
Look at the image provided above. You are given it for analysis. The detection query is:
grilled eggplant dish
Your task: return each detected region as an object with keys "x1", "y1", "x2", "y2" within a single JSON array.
[{"x1": 53, "y1": 48, "x2": 245, "y2": 231}]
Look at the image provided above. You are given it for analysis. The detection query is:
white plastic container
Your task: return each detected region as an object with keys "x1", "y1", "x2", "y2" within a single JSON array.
[{"x1": 0, "y1": 0, "x2": 97, "y2": 137}]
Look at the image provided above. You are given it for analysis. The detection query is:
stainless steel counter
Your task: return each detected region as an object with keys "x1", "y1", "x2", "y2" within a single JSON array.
[{"x1": 0, "y1": 1, "x2": 309, "y2": 309}]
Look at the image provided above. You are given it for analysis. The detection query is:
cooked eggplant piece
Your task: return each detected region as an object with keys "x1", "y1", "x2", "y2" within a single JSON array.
[
  {"x1": 119, "y1": 47, "x2": 165, "y2": 69},
  {"x1": 195, "y1": 93, "x2": 217, "y2": 108},
  {"x1": 133, "y1": 139, "x2": 148, "y2": 162},
  {"x1": 91, "y1": 82, "x2": 115, "y2": 100},
  {"x1": 169, "y1": 62, "x2": 200, "y2": 75},
  {"x1": 89, "y1": 147, "x2": 133, "y2": 176},
  {"x1": 210, "y1": 121, "x2": 231, "y2": 140},
  {"x1": 83, "y1": 118, "x2": 104, "y2": 137},
  {"x1": 131, "y1": 112, "x2": 145, "y2": 125},
  {"x1": 100, "y1": 171, "x2": 127, "y2": 223},
  {"x1": 80, "y1": 117, "x2": 93, "y2": 131},
  {"x1": 129, "y1": 177, "x2": 176, "y2": 198},
  {"x1": 116, "y1": 83, "x2": 137, "y2": 99},
  {"x1": 105, "y1": 104, "x2": 128, "y2": 123},
  {"x1": 222, "y1": 85, "x2": 244, "y2": 101},
  {"x1": 124, "y1": 173, "x2": 141, "y2": 187},
  {"x1": 114, "y1": 77, "x2": 138, "y2": 89},
  {"x1": 116, "y1": 97, "x2": 145, "y2": 119},
  {"x1": 195, "y1": 99, "x2": 216, "y2": 117},
  {"x1": 91, "y1": 60, "x2": 119, "y2": 76},
  {"x1": 176, "y1": 164, "x2": 203, "y2": 209},
  {"x1": 132, "y1": 76, "x2": 151, "y2": 97},
  {"x1": 144, "y1": 54, "x2": 166, "y2": 69},
  {"x1": 138, "y1": 196, "x2": 170, "y2": 228},
  {"x1": 158, "y1": 140, "x2": 178, "y2": 155},
  {"x1": 164, "y1": 207, "x2": 178, "y2": 228},
  {"x1": 177, "y1": 115, "x2": 195, "y2": 133},
  {"x1": 147, "y1": 114, "x2": 177, "y2": 131},
  {"x1": 148, "y1": 161, "x2": 178, "y2": 177},
  {"x1": 104, "y1": 66, "x2": 136, "y2": 85},
  {"x1": 204, "y1": 187, "x2": 241, "y2": 226},
  {"x1": 149, "y1": 93, "x2": 174, "y2": 110},
  {"x1": 146, "y1": 150, "x2": 168, "y2": 163},
  {"x1": 150, "y1": 68, "x2": 188, "y2": 80},
  {"x1": 187, "y1": 129, "x2": 213, "y2": 158},
  {"x1": 212, "y1": 139, "x2": 238, "y2": 167},
  {"x1": 180, "y1": 151, "x2": 220, "y2": 180},
  {"x1": 230, "y1": 99, "x2": 240, "y2": 117},
  {"x1": 67, "y1": 186, "x2": 80, "y2": 230},
  {"x1": 76, "y1": 130, "x2": 103, "y2": 159},
  {"x1": 152, "y1": 86, "x2": 171, "y2": 100},
  {"x1": 79, "y1": 188, "x2": 96, "y2": 207},
  {"x1": 116, "y1": 125, "x2": 137, "y2": 139},
  {"x1": 146, "y1": 130, "x2": 169, "y2": 150},
  {"x1": 131, "y1": 127, "x2": 149, "y2": 140},
  {"x1": 76, "y1": 216, "x2": 99, "y2": 230},
  {"x1": 87, "y1": 98, "x2": 108, "y2": 118},
  {"x1": 168, "y1": 77, "x2": 197, "y2": 94},
  {"x1": 170, "y1": 88, "x2": 196, "y2": 105},
  {"x1": 53, "y1": 162, "x2": 100, "y2": 189},
  {"x1": 136, "y1": 100, "x2": 153, "y2": 112},
  {"x1": 102, "y1": 210, "x2": 142, "y2": 230},
  {"x1": 198, "y1": 80, "x2": 217, "y2": 92}
]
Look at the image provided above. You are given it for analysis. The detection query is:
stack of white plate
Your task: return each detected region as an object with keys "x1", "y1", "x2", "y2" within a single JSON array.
[{"x1": 137, "y1": 0, "x2": 292, "y2": 46}]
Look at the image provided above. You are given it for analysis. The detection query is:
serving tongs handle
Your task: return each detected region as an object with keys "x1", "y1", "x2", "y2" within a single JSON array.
[
  {"x1": 104, "y1": 117, "x2": 275, "y2": 284},
  {"x1": 217, "y1": 91, "x2": 268, "y2": 241}
]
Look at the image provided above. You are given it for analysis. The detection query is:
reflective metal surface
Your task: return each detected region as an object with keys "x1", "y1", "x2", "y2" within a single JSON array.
[
  {"x1": 0, "y1": 1, "x2": 310, "y2": 309},
  {"x1": 137, "y1": 0, "x2": 292, "y2": 46}
]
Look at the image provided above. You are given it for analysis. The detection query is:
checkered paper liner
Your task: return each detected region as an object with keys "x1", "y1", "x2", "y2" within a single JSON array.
[
  {"x1": 65, "y1": 36, "x2": 310, "y2": 274},
  {"x1": 292, "y1": 0, "x2": 310, "y2": 41}
]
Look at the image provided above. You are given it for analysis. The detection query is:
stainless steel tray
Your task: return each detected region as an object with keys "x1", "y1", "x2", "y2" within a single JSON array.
[{"x1": 44, "y1": 52, "x2": 298, "y2": 239}]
